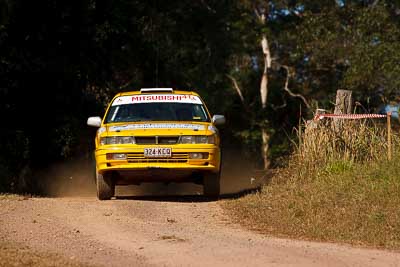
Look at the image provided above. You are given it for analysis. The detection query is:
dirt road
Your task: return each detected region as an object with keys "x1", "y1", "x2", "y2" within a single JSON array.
[
  {"x1": 1, "y1": 193, "x2": 400, "y2": 267},
  {"x1": 1, "y1": 157, "x2": 400, "y2": 267}
]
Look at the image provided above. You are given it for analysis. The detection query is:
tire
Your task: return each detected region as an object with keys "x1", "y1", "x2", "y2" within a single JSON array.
[
  {"x1": 92, "y1": 155, "x2": 97, "y2": 184},
  {"x1": 203, "y1": 172, "x2": 220, "y2": 198},
  {"x1": 96, "y1": 171, "x2": 115, "y2": 200}
]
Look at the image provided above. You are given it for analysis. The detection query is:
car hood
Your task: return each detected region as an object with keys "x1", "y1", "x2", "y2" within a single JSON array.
[{"x1": 100, "y1": 122, "x2": 215, "y2": 136}]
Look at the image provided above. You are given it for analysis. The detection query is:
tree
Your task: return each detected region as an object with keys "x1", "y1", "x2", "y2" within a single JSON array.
[
  {"x1": 294, "y1": 0, "x2": 400, "y2": 105},
  {"x1": 226, "y1": 0, "x2": 311, "y2": 169}
]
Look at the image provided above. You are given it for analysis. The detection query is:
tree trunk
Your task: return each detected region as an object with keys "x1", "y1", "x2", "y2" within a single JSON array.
[
  {"x1": 333, "y1": 89, "x2": 353, "y2": 130},
  {"x1": 259, "y1": 12, "x2": 271, "y2": 170},
  {"x1": 261, "y1": 128, "x2": 270, "y2": 169},
  {"x1": 17, "y1": 163, "x2": 31, "y2": 193},
  {"x1": 260, "y1": 23, "x2": 271, "y2": 109}
]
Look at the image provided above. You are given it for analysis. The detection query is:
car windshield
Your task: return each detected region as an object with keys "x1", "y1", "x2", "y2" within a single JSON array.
[{"x1": 105, "y1": 102, "x2": 210, "y2": 123}]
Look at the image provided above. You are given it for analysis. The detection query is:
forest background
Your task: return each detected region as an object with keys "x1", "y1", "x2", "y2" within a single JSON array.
[{"x1": 1, "y1": 0, "x2": 399, "y2": 192}]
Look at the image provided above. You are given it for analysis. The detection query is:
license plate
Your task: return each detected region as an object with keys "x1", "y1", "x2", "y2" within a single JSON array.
[{"x1": 144, "y1": 147, "x2": 172, "y2": 158}]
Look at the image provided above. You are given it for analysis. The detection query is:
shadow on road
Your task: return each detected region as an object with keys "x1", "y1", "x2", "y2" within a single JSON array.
[
  {"x1": 115, "y1": 186, "x2": 263, "y2": 203},
  {"x1": 114, "y1": 161, "x2": 268, "y2": 201}
]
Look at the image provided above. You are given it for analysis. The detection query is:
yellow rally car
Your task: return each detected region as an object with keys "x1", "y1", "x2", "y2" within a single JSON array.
[{"x1": 87, "y1": 88, "x2": 225, "y2": 200}]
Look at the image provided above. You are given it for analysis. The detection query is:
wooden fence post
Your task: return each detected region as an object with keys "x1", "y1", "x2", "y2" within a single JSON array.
[
  {"x1": 387, "y1": 112, "x2": 392, "y2": 161},
  {"x1": 333, "y1": 89, "x2": 353, "y2": 131}
]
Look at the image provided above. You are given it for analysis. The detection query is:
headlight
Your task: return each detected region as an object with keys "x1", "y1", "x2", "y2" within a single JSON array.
[
  {"x1": 179, "y1": 135, "x2": 215, "y2": 144},
  {"x1": 100, "y1": 136, "x2": 135, "y2": 145},
  {"x1": 189, "y1": 152, "x2": 209, "y2": 159}
]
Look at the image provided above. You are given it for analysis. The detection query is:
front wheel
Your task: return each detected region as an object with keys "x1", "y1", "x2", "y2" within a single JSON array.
[
  {"x1": 96, "y1": 171, "x2": 115, "y2": 200},
  {"x1": 203, "y1": 173, "x2": 220, "y2": 198}
]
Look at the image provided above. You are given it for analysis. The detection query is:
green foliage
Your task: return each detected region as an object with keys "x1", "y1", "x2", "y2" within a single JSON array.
[
  {"x1": 294, "y1": 1, "x2": 400, "y2": 105},
  {"x1": 324, "y1": 160, "x2": 354, "y2": 175}
]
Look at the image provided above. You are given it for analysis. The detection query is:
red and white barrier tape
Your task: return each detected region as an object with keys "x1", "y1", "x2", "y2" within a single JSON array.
[{"x1": 314, "y1": 113, "x2": 389, "y2": 121}]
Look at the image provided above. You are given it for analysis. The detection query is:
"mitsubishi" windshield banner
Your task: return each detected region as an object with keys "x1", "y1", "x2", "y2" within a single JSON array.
[{"x1": 112, "y1": 94, "x2": 203, "y2": 106}]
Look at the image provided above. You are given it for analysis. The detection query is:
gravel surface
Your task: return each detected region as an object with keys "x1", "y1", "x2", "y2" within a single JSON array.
[
  {"x1": 1, "y1": 194, "x2": 400, "y2": 267},
  {"x1": 1, "y1": 158, "x2": 400, "y2": 266}
]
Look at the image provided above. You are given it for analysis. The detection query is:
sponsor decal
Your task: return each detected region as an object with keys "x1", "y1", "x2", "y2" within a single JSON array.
[
  {"x1": 112, "y1": 94, "x2": 202, "y2": 106},
  {"x1": 109, "y1": 123, "x2": 205, "y2": 131}
]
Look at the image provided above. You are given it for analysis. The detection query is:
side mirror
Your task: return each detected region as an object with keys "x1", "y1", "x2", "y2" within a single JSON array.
[
  {"x1": 212, "y1": 115, "x2": 226, "y2": 126},
  {"x1": 87, "y1": 116, "x2": 102, "y2": 127}
]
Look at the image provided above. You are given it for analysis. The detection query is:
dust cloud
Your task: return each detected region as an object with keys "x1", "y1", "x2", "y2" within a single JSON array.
[
  {"x1": 38, "y1": 149, "x2": 267, "y2": 198},
  {"x1": 38, "y1": 157, "x2": 96, "y2": 197}
]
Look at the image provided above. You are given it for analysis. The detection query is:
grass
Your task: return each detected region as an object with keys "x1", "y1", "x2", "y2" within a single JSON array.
[
  {"x1": 0, "y1": 243, "x2": 92, "y2": 267},
  {"x1": 0, "y1": 194, "x2": 31, "y2": 201},
  {"x1": 297, "y1": 120, "x2": 391, "y2": 175},
  {"x1": 223, "y1": 119, "x2": 400, "y2": 250}
]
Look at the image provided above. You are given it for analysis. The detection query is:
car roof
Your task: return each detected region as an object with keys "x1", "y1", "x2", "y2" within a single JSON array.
[{"x1": 117, "y1": 89, "x2": 200, "y2": 97}]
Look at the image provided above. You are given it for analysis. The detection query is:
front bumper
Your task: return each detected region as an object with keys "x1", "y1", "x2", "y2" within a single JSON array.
[{"x1": 95, "y1": 144, "x2": 221, "y2": 175}]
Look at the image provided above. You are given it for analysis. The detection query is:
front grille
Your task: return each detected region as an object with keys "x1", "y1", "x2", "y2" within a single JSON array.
[
  {"x1": 158, "y1": 137, "x2": 179, "y2": 144},
  {"x1": 135, "y1": 136, "x2": 179, "y2": 145},
  {"x1": 127, "y1": 152, "x2": 188, "y2": 163},
  {"x1": 135, "y1": 137, "x2": 156, "y2": 144}
]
